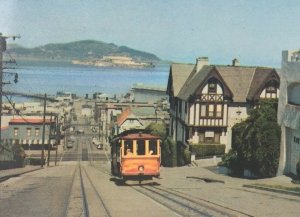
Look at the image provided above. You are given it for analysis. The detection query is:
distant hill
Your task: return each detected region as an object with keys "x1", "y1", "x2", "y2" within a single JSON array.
[{"x1": 7, "y1": 40, "x2": 160, "y2": 62}]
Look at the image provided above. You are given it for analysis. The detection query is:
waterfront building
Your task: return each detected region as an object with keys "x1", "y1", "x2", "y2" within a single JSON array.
[
  {"x1": 167, "y1": 57, "x2": 280, "y2": 154},
  {"x1": 131, "y1": 83, "x2": 168, "y2": 103},
  {"x1": 8, "y1": 115, "x2": 56, "y2": 152},
  {"x1": 278, "y1": 50, "x2": 300, "y2": 176},
  {"x1": 0, "y1": 116, "x2": 14, "y2": 167}
]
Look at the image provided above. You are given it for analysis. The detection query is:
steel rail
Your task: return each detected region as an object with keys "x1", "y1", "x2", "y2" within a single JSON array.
[
  {"x1": 133, "y1": 185, "x2": 211, "y2": 217},
  {"x1": 81, "y1": 166, "x2": 112, "y2": 217},
  {"x1": 147, "y1": 185, "x2": 253, "y2": 217}
]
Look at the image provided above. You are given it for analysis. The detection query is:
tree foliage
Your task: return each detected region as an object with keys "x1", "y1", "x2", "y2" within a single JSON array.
[
  {"x1": 225, "y1": 100, "x2": 281, "y2": 178},
  {"x1": 146, "y1": 122, "x2": 167, "y2": 140},
  {"x1": 146, "y1": 123, "x2": 177, "y2": 166}
]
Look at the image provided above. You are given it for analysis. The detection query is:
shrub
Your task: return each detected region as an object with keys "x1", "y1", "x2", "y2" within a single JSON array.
[
  {"x1": 161, "y1": 137, "x2": 177, "y2": 167},
  {"x1": 230, "y1": 99, "x2": 281, "y2": 178},
  {"x1": 297, "y1": 159, "x2": 300, "y2": 179},
  {"x1": 177, "y1": 141, "x2": 191, "y2": 166},
  {"x1": 183, "y1": 148, "x2": 191, "y2": 165},
  {"x1": 190, "y1": 144, "x2": 225, "y2": 158},
  {"x1": 27, "y1": 158, "x2": 46, "y2": 166}
]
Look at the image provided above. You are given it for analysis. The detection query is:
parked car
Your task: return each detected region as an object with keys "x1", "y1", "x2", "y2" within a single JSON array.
[{"x1": 67, "y1": 142, "x2": 73, "y2": 149}]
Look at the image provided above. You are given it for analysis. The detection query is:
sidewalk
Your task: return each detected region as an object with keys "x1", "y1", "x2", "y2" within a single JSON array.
[
  {"x1": 0, "y1": 165, "x2": 42, "y2": 182},
  {"x1": 190, "y1": 158, "x2": 300, "y2": 196}
]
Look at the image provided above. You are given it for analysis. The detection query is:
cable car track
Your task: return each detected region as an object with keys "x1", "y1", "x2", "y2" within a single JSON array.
[
  {"x1": 132, "y1": 185, "x2": 252, "y2": 217},
  {"x1": 79, "y1": 165, "x2": 112, "y2": 217}
]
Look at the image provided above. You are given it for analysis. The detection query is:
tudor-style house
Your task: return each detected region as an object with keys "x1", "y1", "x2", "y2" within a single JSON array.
[{"x1": 167, "y1": 57, "x2": 280, "y2": 153}]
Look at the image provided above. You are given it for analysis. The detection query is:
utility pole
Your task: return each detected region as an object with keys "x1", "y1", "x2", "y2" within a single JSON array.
[
  {"x1": 0, "y1": 35, "x2": 4, "y2": 144},
  {"x1": 41, "y1": 93, "x2": 46, "y2": 168},
  {"x1": 47, "y1": 113, "x2": 52, "y2": 166},
  {"x1": 55, "y1": 115, "x2": 59, "y2": 166},
  {"x1": 0, "y1": 33, "x2": 20, "y2": 146}
]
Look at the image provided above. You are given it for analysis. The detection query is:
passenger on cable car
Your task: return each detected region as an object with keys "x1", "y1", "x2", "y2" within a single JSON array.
[{"x1": 126, "y1": 148, "x2": 133, "y2": 156}]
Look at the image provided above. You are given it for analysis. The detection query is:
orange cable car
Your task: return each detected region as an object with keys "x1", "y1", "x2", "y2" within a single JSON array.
[{"x1": 111, "y1": 130, "x2": 161, "y2": 181}]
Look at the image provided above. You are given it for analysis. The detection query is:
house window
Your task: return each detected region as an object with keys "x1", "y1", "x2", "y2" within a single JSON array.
[
  {"x1": 216, "y1": 104, "x2": 222, "y2": 118},
  {"x1": 35, "y1": 128, "x2": 40, "y2": 137},
  {"x1": 14, "y1": 128, "x2": 19, "y2": 137},
  {"x1": 208, "y1": 79, "x2": 217, "y2": 94},
  {"x1": 208, "y1": 104, "x2": 214, "y2": 117},
  {"x1": 27, "y1": 128, "x2": 32, "y2": 137},
  {"x1": 266, "y1": 86, "x2": 277, "y2": 93},
  {"x1": 200, "y1": 105, "x2": 206, "y2": 117}
]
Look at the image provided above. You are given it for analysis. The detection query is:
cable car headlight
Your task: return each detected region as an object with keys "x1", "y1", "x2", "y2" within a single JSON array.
[{"x1": 138, "y1": 165, "x2": 144, "y2": 172}]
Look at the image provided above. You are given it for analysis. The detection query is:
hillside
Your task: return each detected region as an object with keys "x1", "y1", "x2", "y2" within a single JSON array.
[{"x1": 7, "y1": 40, "x2": 160, "y2": 62}]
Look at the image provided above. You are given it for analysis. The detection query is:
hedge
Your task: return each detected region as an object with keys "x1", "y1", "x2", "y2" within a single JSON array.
[
  {"x1": 190, "y1": 144, "x2": 225, "y2": 158},
  {"x1": 26, "y1": 158, "x2": 46, "y2": 166},
  {"x1": 297, "y1": 159, "x2": 300, "y2": 179}
]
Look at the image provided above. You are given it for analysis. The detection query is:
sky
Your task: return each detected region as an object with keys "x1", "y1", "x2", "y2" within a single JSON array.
[{"x1": 1, "y1": 0, "x2": 300, "y2": 67}]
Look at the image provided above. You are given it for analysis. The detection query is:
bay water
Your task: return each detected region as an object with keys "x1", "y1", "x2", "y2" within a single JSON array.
[{"x1": 3, "y1": 61, "x2": 170, "y2": 101}]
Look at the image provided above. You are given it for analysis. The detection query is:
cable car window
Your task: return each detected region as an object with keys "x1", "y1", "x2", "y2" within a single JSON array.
[
  {"x1": 124, "y1": 140, "x2": 133, "y2": 156},
  {"x1": 137, "y1": 140, "x2": 146, "y2": 155},
  {"x1": 149, "y1": 140, "x2": 157, "y2": 155}
]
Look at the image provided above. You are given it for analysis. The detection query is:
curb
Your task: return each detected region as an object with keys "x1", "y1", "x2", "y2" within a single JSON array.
[
  {"x1": 243, "y1": 184, "x2": 300, "y2": 197},
  {"x1": 0, "y1": 167, "x2": 42, "y2": 183}
]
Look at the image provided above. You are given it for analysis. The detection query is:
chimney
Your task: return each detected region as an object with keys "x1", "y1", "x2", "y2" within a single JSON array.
[
  {"x1": 196, "y1": 57, "x2": 209, "y2": 72},
  {"x1": 232, "y1": 58, "x2": 240, "y2": 66}
]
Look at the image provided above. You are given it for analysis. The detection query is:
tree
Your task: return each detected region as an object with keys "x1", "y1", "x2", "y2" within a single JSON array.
[
  {"x1": 225, "y1": 100, "x2": 281, "y2": 178},
  {"x1": 146, "y1": 122, "x2": 167, "y2": 140},
  {"x1": 146, "y1": 123, "x2": 177, "y2": 166}
]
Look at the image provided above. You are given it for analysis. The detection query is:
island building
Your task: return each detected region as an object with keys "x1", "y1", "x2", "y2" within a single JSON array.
[
  {"x1": 277, "y1": 50, "x2": 300, "y2": 176},
  {"x1": 167, "y1": 57, "x2": 280, "y2": 156}
]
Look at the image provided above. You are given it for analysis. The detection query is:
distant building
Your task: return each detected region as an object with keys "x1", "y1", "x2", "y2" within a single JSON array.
[
  {"x1": 81, "y1": 104, "x2": 93, "y2": 117},
  {"x1": 114, "y1": 107, "x2": 144, "y2": 135},
  {"x1": 56, "y1": 92, "x2": 74, "y2": 102},
  {"x1": 167, "y1": 57, "x2": 280, "y2": 153},
  {"x1": 0, "y1": 116, "x2": 14, "y2": 164},
  {"x1": 131, "y1": 83, "x2": 168, "y2": 103},
  {"x1": 278, "y1": 50, "x2": 300, "y2": 176},
  {"x1": 7, "y1": 115, "x2": 56, "y2": 151}
]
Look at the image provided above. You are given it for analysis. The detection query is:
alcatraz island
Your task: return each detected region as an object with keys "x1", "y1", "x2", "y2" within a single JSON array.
[{"x1": 6, "y1": 40, "x2": 160, "y2": 68}]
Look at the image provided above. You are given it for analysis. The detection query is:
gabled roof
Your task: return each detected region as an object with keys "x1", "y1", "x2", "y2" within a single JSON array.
[
  {"x1": 131, "y1": 107, "x2": 156, "y2": 116},
  {"x1": 216, "y1": 66, "x2": 256, "y2": 102},
  {"x1": 178, "y1": 65, "x2": 213, "y2": 100},
  {"x1": 246, "y1": 68, "x2": 279, "y2": 101},
  {"x1": 175, "y1": 62, "x2": 279, "y2": 102},
  {"x1": 117, "y1": 108, "x2": 132, "y2": 126},
  {"x1": 167, "y1": 63, "x2": 195, "y2": 97}
]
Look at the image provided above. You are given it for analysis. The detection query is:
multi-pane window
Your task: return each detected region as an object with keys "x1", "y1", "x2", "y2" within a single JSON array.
[
  {"x1": 27, "y1": 128, "x2": 32, "y2": 137},
  {"x1": 35, "y1": 128, "x2": 40, "y2": 137},
  {"x1": 266, "y1": 86, "x2": 277, "y2": 93},
  {"x1": 14, "y1": 128, "x2": 18, "y2": 136},
  {"x1": 208, "y1": 104, "x2": 214, "y2": 117},
  {"x1": 200, "y1": 105, "x2": 206, "y2": 117},
  {"x1": 208, "y1": 83, "x2": 217, "y2": 93},
  {"x1": 216, "y1": 104, "x2": 222, "y2": 117},
  {"x1": 200, "y1": 104, "x2": 223, "y2": 118}
]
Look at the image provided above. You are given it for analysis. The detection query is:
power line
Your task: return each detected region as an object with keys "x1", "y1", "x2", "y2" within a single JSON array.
[{"x1": 1, "y1": 33, "x2": 21, "y2": 143}]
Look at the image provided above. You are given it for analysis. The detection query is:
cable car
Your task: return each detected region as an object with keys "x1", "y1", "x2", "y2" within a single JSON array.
[{"x1": 110, "y1": 130, "x2": 161, "y2": 181}]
